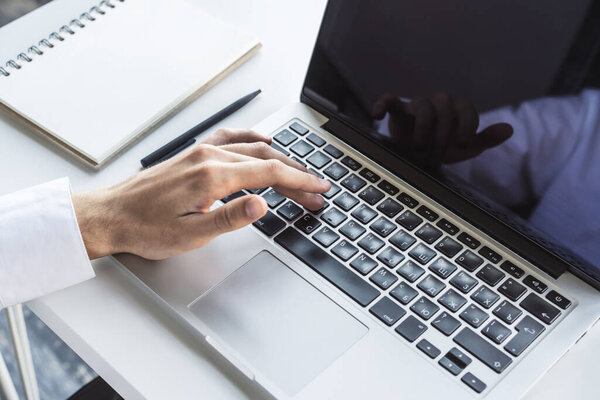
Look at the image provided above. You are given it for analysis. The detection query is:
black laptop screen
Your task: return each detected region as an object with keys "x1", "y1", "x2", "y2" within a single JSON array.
[{"x1": 303, "y1": 0, "x2": 600, "y2": 280}]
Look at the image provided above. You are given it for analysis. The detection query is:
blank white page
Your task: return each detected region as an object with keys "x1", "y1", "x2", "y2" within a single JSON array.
[{"x1": 0, "y1": 0, "x2": 260, "y2": 166}]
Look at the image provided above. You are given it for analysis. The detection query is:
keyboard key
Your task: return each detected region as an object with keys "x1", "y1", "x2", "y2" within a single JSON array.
[
  {"x1": 520, "y1": 293, "x2": 561, "y2": 324},
  {"x1": 523, "y1": 275, "x2": 548, "y2": 294},
  {"x1": 323, "y1": 162, "x2": 349, "y2": 180},
  {"x1": 294, "y1": 214, "x2": 321, "y2": 234},
  {"x1": 398, "y1": 192, "x2": 419, "y2": 208},
  {"x1": 438, "y1": 356, "x2": 462, "y2": 376},
  {"x1": 359, "y1": 168, "x2": 380, "y2": 183},
  {"x1": 415, "y1": 223, "x2": 443, "y2": 244},
  {"x1": 247, "y1": 187, "x2": 267, "y2": 194},
  {"x1": 447, "y1": 347, "x2": 472, "y2": 368},
  {"x1": 416, "y1": 205, "x2": 438, "y2": 221},
  {"x1": 498, "y1": 278, "x2": 527, "y2": 301},
  {"x1": 306, "y1": 132, "x2": 325, "y2": 147},
  {"x1": 471, "y1": 286, "x2": 500, "y2": 309},
  {"x1": 290, "y1": 140, "x2": 314, "y2": 157},
  {"x1": 350, "y1": 253, "x2": 378, "y2": 275},
  {"x1": 341, "y1": 155, "x2": 362, "y2": 170},
  {"x1": 478, "y1": 246, "x2": 502, "y2": 264},
  {"x1": 370, "y1": 267, "x2": 399, "y2": 289},
  {"x1": 545, "y1": 290, "x2": 572, "y2": 310},
  {"x1": 313, "y1": 227, "x2": 340, "y2": 248},
  {"x1": 351, "y1": 204, "x2": 378, "y2": 224},
  {"x1": 377, "y1": 198, "x2": 403, "y2": 217},
  {"x1": 333, "y1": 192, "x2": 359, "y2": 211},
  {"x1": 409, "y1": 243, "x2": 437, "y2": 265},
  {"x1": 417, "y1": 339, "x2": 441, "y2": 359},
  {"x1": 389, "y1": 230, "x2": 416, "y2": 251},
  {"x1": 322, "y1": 181, "x2": 341, "y2": 199},
  {"x1": 341, "y1": 174, "x2": 367, "y2": 193},
  {"x1": 436, "y1": 218, "x2": 459, "y2": 235},
  {"x1": 504, "y1": 315, "x2": 545, "y2": 356},
  {"x1": 450, "y1": 271, "x2": 478, "y2": 293},
  {"x1": 396, "y1": 210, "x2": 423, "y2": 231},
  {"x1": 253, "y1": 211, "x2": 286, "y2": 236},
  {"x1": 435, "y1": 236, "x2": 463, "y2": 258},
  {"x1": 429, "y1": 257, "x2": 457, "y2": 279},
  {"x1": 410, "y1": 296, "x2": 440, "y2": 320},
  {"x1": 277, "y1": 201, "x2": 303, "y2": 221},
  {"x1": 462, "y1": 373, "x2": 487, "y2": 394},
  {"x1": 331, "y1": 240, "x2": 359, "y2": 261},
  {"x1": 460, "y1": 304, "x2": 489, "y2": 328},
  {"x1": 438, "y1": 289, "x2": 467, "y2": 312},
  {"x1": 358, "y1": 186, "x2": 385, "y2": 205},
  {"x1": 320, "y1": 207, "x2": 347, "y2": 227},
  {"x1": 432, "y1": 312, "x2": 462, "y2": 336},
  {"x1": 493, "y1": 300, "x2": 522, "y2": 325},
  {"x1": 395, "y1": 315, "x2": 427, "y2": 342},
  {"x1": 289, "y1": 122, "x2": 308, "y2": 135},
  {"x1": 482, "y1": 320, "x2": 511, "y2": 344},
  {"x1": 476, "y1": 264, "x2": 506, "y2": 287},
  {"x1": 306, "y1": 151, "x2": 332, "y2": 169},
  {"x1": 457, "y1": 232, "x2": 480, "y2": 249},
  {"x1": 417, "y1": 275, "x2": 446, "y2": 297},
  {"x1": 453, "y1": 327, "x2": 512, "y2": 373},
  {"x1": 291, "y1": 156, "x2": 307, "y2": 167},
  {"x1": 377, "y1": 180, "x2": 399, "y2": 196},
  {"x1": 377, "y1": 247, "x2": 405, "y2": 268},
  {"x1": 358, "y1": 233, "x2": 385, "y2": 254},
  {"x1": 305, "y1": 200, "x2": 329, "y2": 215},
  {"x1": 370, "y1": 217, "x2": 397, "y2": 237},
  {"x1": 308, "y1": 168, "x2": 324, "y2": 179},
  {"x1": 323, "y1": 144, "x2": 343, "y2": 158},
  {"x1": 500, "y1": 260, "x2": 525, "y2": 278},
  {"x1": 270, "y1": 141, "x2": 290, "y2": 156},
  {"x1": 390, "y1": 281, "x2": 419, "y2": 305},
  {"x1": 397, "y1": 260, "x2": 425, "y2": 283},
  {"x1": 262, "y1": 189, "x2": 286, "y2": 208},
  {"x1": 273, "y1": 129, "x2": 298, "y2": 146},
  {"x1": 456, "y1": 250, "x2": 484, "y2": 272},
  {"x1": 339, "y1": 220, "x2": 366, "y2": 240},
  {"x1": 221, "y1": 190, "x2": 245, "y2": 203},
  {"x1": 370, "y1": 297, "x2": 406, "y2": 326}
]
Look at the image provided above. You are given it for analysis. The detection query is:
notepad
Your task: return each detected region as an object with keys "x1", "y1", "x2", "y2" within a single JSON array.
[{"x1": 0, "y1": 0, "x2": 261, "y2": 168}]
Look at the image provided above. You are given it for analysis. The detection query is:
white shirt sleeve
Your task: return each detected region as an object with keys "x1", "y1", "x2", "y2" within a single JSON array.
[{"x1": 0, "y1": 177, "x2": 95, "y2": 309}]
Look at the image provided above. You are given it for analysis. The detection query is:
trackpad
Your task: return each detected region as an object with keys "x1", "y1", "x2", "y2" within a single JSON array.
[{"x1": 188, "y1": 250, "x2": 367, "y2": 395}]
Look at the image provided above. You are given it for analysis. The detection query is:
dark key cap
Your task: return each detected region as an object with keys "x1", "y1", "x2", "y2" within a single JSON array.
[
  {"x1": 411, "y1": 296, "x2": 440, "y2": 320},
  {"x1": 460, "y1": 304, "x2": 489, "y2": 328},
  {"x1": 429, "y1": 257, "x2": 457, "y2": 279},
  {"x1": 471, "y1": 286, "x2": 500, "y2": 309},
  {"x1": 456, "y1": 250, "x2": 484, "y2": 272},
  {"x1": 331, "y1": 240, "x2": 359, "y2": 261},
  {"x1": 500, "y1": 260, "x2": 525, "y2": 278},
  {"x1": 478, "y1": 246, "x2": 502, "y2": 264},
  {"x1": 322, "y1": 181, "x2": 341, "y2": 199},
  {"x1": 270, "y1": 141, "x2": 290, "y2": 156},
  {"x1": 450, "y1": 271, "x2": 479, "y2": 293},
  {"x1": 273, "y1": 129, "x2": 298, "y2": 146},
  {"x1": 277, "y1": 201, "x2": 303, "y2": 221},
  {"x1": 462, "y1": 373, "x2": 487, "y2": 394},
  {"x1": 447, "y1": 347, "x2": 472, "y2": 368},
  {"x1": 370, "y1": 267, "x2": 399, "y2": 290},
  {"x1": 416, "y1": 223, "x2": 443, "y2": 244},
  {"x1": 358, "y1": 233, "x2": 385, "y2": 254},
  {"x1": 253, "y1": 211, "x2": 286, "y2": 236},
  {"x1": 341, "y1": 155, "x2": 362, "y2": 171},
  {"x1": 377, "y1": 247, "x2": 405, "y2": 268},
  {"x1": 359, "y1": 168, "x2": 380, "y2": 183},
  {"x1": 333, "y1": 192, "x2": 359, "y2": 211},
  {"x1": 289, "y1": 122, "x2": 308, "y2": 135},
  {"x1": 432, "y1": 311, "x2": 461, "y2": 336},
  {"x1": 306, "y1": 132, "x2": 325, "y2": 147},
  {"x1": 275, "y1": 228, "x2": 380, "y2": 306},
  {"x1": 397, "y1": 260, "x2": 425, "y2": 283},
  {"x1": 417, "y1": 339, "x2": 441, "y2": 359},
  {"x1": 306, "y1": 200, "x2": 329, "y2": 215},
  {"x1": 350, "y1": 253, "x2": 378, "y2": 275},
  {"x1": 482, "y1": 320, "x2": 511, "y2": 344},
  {"x1": 313, "y1": 227, "x2": 340, "y2": 248},
  {"x1": 436, "y1": 218, "x2": 459, "y2": 235},
  {"x1": 504, "y1": 315, "x2": 545, "y2": 356},
  {"x1": 377, "y1": 198, "x2": 403, "y2": 217},
  {"x1": 396, "y1": 210, "x2": 423, "y2": 231},
  {"x1": 323, "y1": 162, "x2": 349, "y2": 180},
  {"x1": 457, "y1": 232, "x2": 480, "y2": 249},
  {"x1": 476, "y1": 264, "x2": 506, "y2": 287},
  {"x1": 370, "y1": 297, "x2": 406, "y2": 326},
  {"x1": 378, "y1": 180, "x2": 399, "y2": 196},
  {"x1": 545, "y1": 290, "x2": 572, "y2": 310},
  {"x1": 358, "y1": 186, "x2": 385, "y2": 205},
  {"x1": 341, "y1": 174, "x2": 367, "y2": 193},
  {"x1": 498, "y1": 278, "x2": 527, "y2": 301},
  {"x1": 409, "y1": 243, "x2": 437, "y2": 265},
  {"x1": 523, "y1": 275, "x2": 548, "y2": 294},
  {"x1": 395, "y1": 315, "x2": 427, "y2": 342},
  {"x1": 520, "y1": 293, "x2": 561, "y2": 324},
  {"x1": 398, "y1": 192, "x2": 419, "y2": 208},
  {"x1": 351, "y1": 204, "x2": 378, "y2": 224},
  {"x1": 435, "y1": 236, "x2": 463, "y2": 258},
  {"x1": 416, "y1": 205, "x2": 438, "y2": 221},
  {"x1": 290, "y1": 140, "x2": 315, "y2": 157},
  {"x1": 221, "y1": 190, "x2": 245, "y2": 203},
  {"x1": 370, "y1": 217, "x2": 397, "y2": 238},
  {"x1": 323, "y1": 144, "x2": 343, "y2": 159},
  {"x1": 417, "y1": 275, "x2": 446, "y2": 297},
  {"x1": 262, "y1": 189, "x2": 286, "y2": 208},
  {"x1": 320, "y1": 207, "x2": 347, "y2": 227},
  {"x1": 247, "y1": 187, "x2": 267, "y2": 194},
  {"x1": 308, "y1": 168, "x2": 324, "y2": 179},
  {"x1": 493, "y1": 300, "x2": 522, "y2": 325},
  {"x1": 306, "y1": 151, "x2": 332, "y2": 169},
  {"x1": 454, "y1": 327, "x2": 512, "y2": 373},
  {"x1": 291, "y1": 156, "x2": 307, "y2": 167},
  {"x1": 389, "y1": 230, "x2": 416, "y2": 251},
  {"x1": 438, "y1": 356, "x2": 463, "y2": 376},
  {"x1": 390, "y1": 281, "x2": 419, "y2": 305},
  {"x1": 294, "y1": 213, "x2": 321, "y2": 234},
  {"x1": 339, "y1": 220, "x2": 366, "y2": 240},
  {"x1": 438, "y1": 289, "x2": 467, "y2": 312}
]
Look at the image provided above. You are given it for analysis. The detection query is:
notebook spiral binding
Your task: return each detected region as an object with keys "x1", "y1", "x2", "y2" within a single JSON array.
[{"x1": 0, "y1": 0, "x2": 125, "y2": 78}]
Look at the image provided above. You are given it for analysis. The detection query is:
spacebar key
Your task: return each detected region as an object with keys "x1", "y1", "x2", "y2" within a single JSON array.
[
  {"x1": 454, "y1": 327, "x2": 512, "y2": 373},
  {"x1": 275, "y1": 227, "x2": 380, "y2": 306}
]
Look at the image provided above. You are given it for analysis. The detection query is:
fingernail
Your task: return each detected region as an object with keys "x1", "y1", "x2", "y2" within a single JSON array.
[
  {"x1": 319, "y1": 178, "x2": 331, "y2": 189},
  {"x1": 245, "y1": 198, "x2": 264, "y2": 219}
]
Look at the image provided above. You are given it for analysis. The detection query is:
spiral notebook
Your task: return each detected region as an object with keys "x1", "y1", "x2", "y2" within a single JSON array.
[{"x1": 0, "y1": 0, "x2": 261, "y2": 168}]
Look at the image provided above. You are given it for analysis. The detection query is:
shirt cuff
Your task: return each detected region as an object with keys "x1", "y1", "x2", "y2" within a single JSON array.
[{"x1": 0, "y1": 177, "x2": 95, "y2": 308}]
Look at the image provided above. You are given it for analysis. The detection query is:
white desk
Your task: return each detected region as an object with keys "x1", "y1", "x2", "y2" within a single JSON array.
[{"x1": 1, "y1": 1, "x2": 599, "y2": 398}]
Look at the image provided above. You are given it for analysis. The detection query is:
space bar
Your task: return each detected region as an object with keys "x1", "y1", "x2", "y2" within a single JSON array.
[{"x1": 275, "y1": 227, "x2": 380, "y2": 307}]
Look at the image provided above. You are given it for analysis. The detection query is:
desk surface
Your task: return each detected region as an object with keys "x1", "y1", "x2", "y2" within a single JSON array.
[{"x1": 1, "y1": 1, "x2": 599, "y2": 399}]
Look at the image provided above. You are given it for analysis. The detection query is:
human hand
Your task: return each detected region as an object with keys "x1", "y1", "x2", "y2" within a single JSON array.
[{"x1": 72, "y1": 128, "x2": 330, "y2": 260}]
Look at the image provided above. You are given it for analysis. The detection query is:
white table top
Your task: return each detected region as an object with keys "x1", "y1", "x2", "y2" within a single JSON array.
[{"x1": 1, "y1": 1, "x2": 599, "y2": 399}]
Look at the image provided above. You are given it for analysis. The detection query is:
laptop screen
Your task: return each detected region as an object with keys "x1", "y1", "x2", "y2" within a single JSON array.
[{"x1": 303, "y1": 0, "x2": 600, "y2": 282}]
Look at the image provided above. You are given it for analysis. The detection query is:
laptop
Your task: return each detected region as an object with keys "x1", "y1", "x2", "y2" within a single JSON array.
[{"x1": 116, "y1": 0, "x2": 600, "y2": 398}]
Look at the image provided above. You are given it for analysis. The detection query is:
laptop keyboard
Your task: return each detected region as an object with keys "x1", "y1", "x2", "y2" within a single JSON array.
[{"x1": 221, "y1": 120, "x2": 573, "y2": 394}]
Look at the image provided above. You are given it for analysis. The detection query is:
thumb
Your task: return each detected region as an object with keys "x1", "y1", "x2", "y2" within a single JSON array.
[{"x1": 209, "y1": 194, "x2": 268, "y2": 236}]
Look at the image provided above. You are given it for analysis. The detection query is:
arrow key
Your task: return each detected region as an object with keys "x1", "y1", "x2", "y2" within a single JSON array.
[
  {"x1": 417, "y1": 339, "x2": 441, "y2": 359},
  {"x1": 462, "y1": 372, "x2": 487, "y2": 393}
]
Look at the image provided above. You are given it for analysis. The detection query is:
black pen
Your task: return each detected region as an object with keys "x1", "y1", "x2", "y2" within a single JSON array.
[{"x1": 141, "y1": 89, "x2": 262, "y2": 168}]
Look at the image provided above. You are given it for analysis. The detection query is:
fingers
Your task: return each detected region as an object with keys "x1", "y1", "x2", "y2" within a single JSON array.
[
  {"x1": 476, "y1": 123, "x2": 513, "y2": 149},
  {"x1": 201, "y1": 128, "x2": 271, "y2": 146},
  {"x1": 430, "y1": 93, "x2": 455, "y2": 164},
  {"x1": 408, "y1": 98, "x2": 435, "y2": 151},
  {"x1": 454, "y1": 100, "x2": 479, "y2": 148},
  {"x1": 219, "y1": 141, "x2": 308, "y2": 172},
  {"x1": 372, "y1": 93, "x2": 405, "y2": 119}
]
